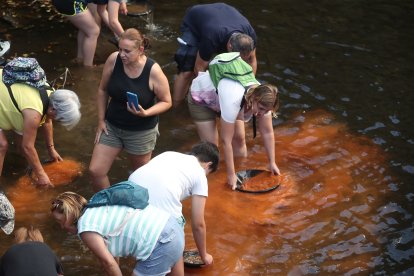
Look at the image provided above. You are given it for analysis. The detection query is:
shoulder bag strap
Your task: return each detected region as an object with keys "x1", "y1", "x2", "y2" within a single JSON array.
[
  {"x1": 38, "y1": 85, "x2": 51, "y2": 116},
  {"x1": 5, "y1": 84, "x2": 21, "y2": 112},
  {"x1": 240, "y1": 90, "x2": 257, "y2": 139}
]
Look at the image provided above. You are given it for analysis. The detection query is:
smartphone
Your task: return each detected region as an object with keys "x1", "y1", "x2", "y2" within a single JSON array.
[{"x1": 126, "y1": 92, "x2": 139, "y2": 109}]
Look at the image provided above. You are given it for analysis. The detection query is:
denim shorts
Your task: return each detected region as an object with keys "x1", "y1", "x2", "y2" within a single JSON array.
[
  {"x1": 99, "y1": 121, "x2": 159, "y2": 155},
  {"x1": 133, "y1": 216, "x2": 184, "y2": 276}
]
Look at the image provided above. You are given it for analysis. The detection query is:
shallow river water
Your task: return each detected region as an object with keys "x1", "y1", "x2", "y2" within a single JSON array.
[{"x1": 0, "y1": 0, "x2": 413, "y2": 275}]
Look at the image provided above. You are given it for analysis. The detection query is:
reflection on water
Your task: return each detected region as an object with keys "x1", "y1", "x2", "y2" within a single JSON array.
[
  {"x1": 0, "y1": 0, "x2": 413, "y2": 275},
  {"x1": 184, "y1": 110, "x2": 396, "y2": 275}
]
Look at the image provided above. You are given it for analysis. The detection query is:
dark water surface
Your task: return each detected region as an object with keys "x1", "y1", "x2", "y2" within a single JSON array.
[{"x1": 1, "y1": 0, "x2": 413, "y2": 275}]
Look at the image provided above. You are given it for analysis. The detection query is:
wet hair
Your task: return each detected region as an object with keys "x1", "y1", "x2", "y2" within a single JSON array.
[
  {"x1": 49, "y1": 89, "x2": 81, "y2": 130},
  {"x1": 120, "y1": 28, "x2": 151, "y2": 50},
  {"x1": 228, "y1": 33, "x2": 255, "y2": 57},
  {"x1": 244, "y1": 84, "x2": 280, "y2": 115},
  {"x1": 51, "y1": 192, "x2": 87, "y2": 224},
  {"x1": 190, "y1": 141, "x2": 220, "y2": 173},
  {"x1": 14, "y1": 226, "x2": 44, "y2": 243}
]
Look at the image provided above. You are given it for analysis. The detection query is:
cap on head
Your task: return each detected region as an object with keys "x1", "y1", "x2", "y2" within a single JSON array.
[{"x1": 0, "y1": 192, "x2": 15, "y2": 235}]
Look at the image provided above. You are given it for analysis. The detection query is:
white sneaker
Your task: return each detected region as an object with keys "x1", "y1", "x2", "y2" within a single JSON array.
[{"x1": 0, "y1": 40, "x2": 11, "y2": 57}]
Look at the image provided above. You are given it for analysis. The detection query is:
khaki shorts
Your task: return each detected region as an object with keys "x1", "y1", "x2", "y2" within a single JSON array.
[
  {"x1": 99, "y1": 121, "x2": 159, "y2": 155},
  {"x1": 187, "y1": 93, "x2": 219, "y2": 122}
]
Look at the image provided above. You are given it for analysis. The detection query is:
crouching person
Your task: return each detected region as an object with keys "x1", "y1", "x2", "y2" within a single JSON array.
[{"x1": 50, "y1": 191, "x2": 184, "y2": 276}]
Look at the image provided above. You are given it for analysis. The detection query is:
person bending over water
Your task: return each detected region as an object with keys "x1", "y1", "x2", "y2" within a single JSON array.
[
  {"x1": 188, "y1": 55, "x2": 281, "y2": 190},
  {"x1": 51, "y1": 191, "x2": 183, "y2": 276},
  {"x1": 0, "y1": 67, "x2": 81, "y2": 186},
  {"x1": 129, "y1": 141, "x2": 220, "y2": 273},
  {"x1": 173, "y1": 3, "x2": 257, "y2": 107}
]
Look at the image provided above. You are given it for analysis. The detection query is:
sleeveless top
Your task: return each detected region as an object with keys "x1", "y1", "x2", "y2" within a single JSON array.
[{"x1": 105, "y1": 55, "x2": 158, "y2": 131}]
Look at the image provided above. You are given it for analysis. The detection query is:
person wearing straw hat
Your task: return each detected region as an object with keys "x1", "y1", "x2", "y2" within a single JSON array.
[{"x1": 0, "y1": 192, "x2": 15, "y2": 235}]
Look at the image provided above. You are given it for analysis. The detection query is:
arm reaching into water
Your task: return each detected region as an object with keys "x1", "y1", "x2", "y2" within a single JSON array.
[
  {"x1": 258, "y1": 114, "x2": 280, "y2": 175},
  {"x1": 21, "y1": 109, "x2": 52, "y2": 186},
  {"x1": 191, "y1": 195, "x2": 213, "y2": 265},
  {"x1": 81, "y1": 232, "x2": 122, "y2": 276},
  {"x1": 41, "y1": 117, "x2": 63, "y2": 162}
]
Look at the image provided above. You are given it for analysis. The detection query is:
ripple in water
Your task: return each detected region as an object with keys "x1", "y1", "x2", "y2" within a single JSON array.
[{"x1": 183, "y1": 109, "x2": 404, "y2": 274}]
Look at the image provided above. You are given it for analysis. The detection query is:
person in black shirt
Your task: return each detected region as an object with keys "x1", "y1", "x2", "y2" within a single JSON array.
[
  {"x1": 0, "y1": 226, "x2": 64, "y2": 276},
  {"x1": 173, "y1": 3, "x2": 258, "y2": 107}
]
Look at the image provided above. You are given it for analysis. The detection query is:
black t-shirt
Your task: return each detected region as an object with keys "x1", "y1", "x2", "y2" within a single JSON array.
[
  {"x1": 183, "y1": 3, "x2": 257, "y2": 61},
  {"x1": 0, "y1": 241, "x2": 64, "y2": 276}
]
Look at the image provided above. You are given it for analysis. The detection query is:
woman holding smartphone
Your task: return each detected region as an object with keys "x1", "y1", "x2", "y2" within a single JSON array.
[{"x1": 89, "y1": 28, "x2": 172, "y2": 192}]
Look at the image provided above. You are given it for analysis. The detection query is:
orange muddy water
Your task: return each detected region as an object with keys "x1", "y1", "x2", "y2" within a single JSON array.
[
  {"x1": 1, "y1": 0, "x2": 412, "y2": 274},
  {"x1": 181, "y1": 109, "x2": 393, "y2": 275},
  {"x1": 7, "y1": 159, "x2": 84, "y2": 224}
]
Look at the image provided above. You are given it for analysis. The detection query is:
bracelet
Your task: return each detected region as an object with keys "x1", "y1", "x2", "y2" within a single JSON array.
[{"x1": 47, "y1": 144, "x2": 54, "y2": 148}]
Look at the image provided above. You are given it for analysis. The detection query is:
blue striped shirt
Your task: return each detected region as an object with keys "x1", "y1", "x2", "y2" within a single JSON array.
[{"x1": 77, "y1": 205, "x2": 169, "y2": 260}]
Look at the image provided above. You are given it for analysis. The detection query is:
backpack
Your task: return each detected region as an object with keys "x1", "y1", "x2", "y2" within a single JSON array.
[
  {"x1": 2, "y1": 57, "x2": 51, "y2": 117},
  {"x1": 84, "y1": 181, "x2": 149, "y2": 210},
  {"x1": 190, "y1": 53, "x2": 260, "y2": 112},
  {"x1": 208, "y1": 52, "x2": 260, "y2": 89}
]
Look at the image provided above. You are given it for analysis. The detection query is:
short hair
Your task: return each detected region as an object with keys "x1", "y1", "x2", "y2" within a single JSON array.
[
  {"x1": 120, "y1": 28, "x2": 151, "y2": 50},
  {"x1": 51, "y1": 192, "x2": 87, "y2": 224},
  {"x1": 190, "y1": 141, "x2": 220, "y2": 173},
  {"x1": 228, "y1": 33, "x2": 255, "y2": 57},
  {"x1": 50, "y1": 89, "x2": 81, "y2": 130},
  {"x1": 245, "y1": 84, "x2": 280, "y2": 115},
  {"x1": 14, "y1": 226, "x2": 44, "y2": 243}
]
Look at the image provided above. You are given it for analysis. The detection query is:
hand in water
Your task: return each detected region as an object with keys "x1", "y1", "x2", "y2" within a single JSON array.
[
  {"x1": 35, "y1": 172, "x2": 54, "y2": 188},
  {"x1": 201, "y1": 253, "x2": 213, "y2": 266},
  {"x1": 48, "y1": 148, "x2": 63, "y2": 162},
  {"x1": 269, "y1": 162, "x2": 281, "y2": 175},
  {"x1": 227, "y1": 173, "x2": 238, "y2": 190}
]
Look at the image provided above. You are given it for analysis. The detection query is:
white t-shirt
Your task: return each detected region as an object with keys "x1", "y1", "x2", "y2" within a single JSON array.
[
  {"x1": 218, "y1": 78, "x2": 246, "y2": 123},
  {"x1": 218, "y1": 78, "x2": 271, "y2": 123},
  {"x1": 128, "y1": 152, "x2": 208, "y2": 219}
]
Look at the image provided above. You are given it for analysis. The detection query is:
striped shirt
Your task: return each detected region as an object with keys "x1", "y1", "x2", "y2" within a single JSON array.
[{"x1": 77, "y1": 205, "x2": 169, "y2": 261}]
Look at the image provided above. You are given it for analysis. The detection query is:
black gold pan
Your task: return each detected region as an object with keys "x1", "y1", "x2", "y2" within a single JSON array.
[
  {"x1": 183, "y1": 250, "x2": 204, "y2": 268},
  {"x1": 236, "y1": 169, "x2": 281, "y2": 194}
]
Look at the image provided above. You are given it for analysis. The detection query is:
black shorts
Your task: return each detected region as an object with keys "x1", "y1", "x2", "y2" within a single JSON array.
[
  {"x1": 174, "y1": 25, "x2": 199, "y2": 73},
  {"x1": 52, "y1": 0, "x2": 88, "y2": 16},
  {"x1": 90, "y1": 0, "x2": 108, "y2": 5}
]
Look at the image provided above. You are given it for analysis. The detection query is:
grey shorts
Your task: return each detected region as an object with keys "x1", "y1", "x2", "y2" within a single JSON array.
[
  {"x1": 99, "y1": 121, "x2": 159, "y2": 155},
  {"x1": 187, "y1": 93, "x2": 219, "y2": 122}
]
